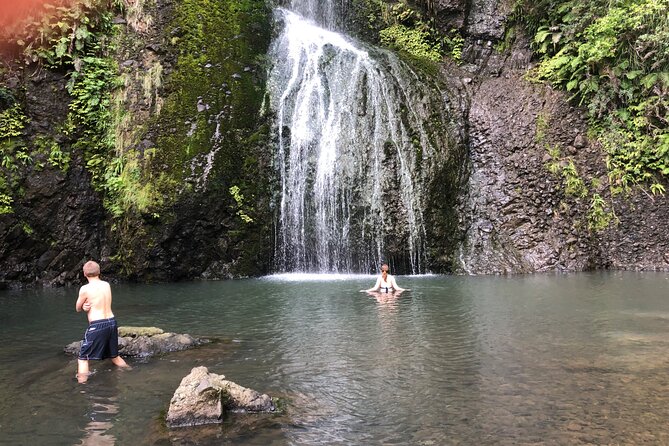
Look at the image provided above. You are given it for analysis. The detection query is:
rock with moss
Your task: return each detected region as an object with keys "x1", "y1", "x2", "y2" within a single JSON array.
[
  {"x1": 166, "y1": 366, "x2": 276, "y2": 428},
  {"x1": 64, "y1": 326, "x2": 209, "y2": 357}
]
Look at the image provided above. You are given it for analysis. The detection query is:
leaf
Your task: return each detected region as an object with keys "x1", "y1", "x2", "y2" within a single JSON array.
[
  {"x1": 570, "y1": 56, "x2": 583, "y2": 69},
  {"x1": 75, "y1": 26, "x2": 91, "y2": 41},
  {"x1": 659, "y1": 72, "x2": 669, "y2": 86},
  {"x1": 625, "y1": 70, "x2": 642, "y2": 80},
  {"x1": 535, "y1": 28, "x2": 551, "y2": 44},
  {"x1": 55, "y1": 39, "x2": 68, "y2": 58},
  {"x1": 650, "y1": 183, "x2": 666, "y2": 195},
  {"x1": 640, "y1": 73, "x2": 657, "y2": 89}
]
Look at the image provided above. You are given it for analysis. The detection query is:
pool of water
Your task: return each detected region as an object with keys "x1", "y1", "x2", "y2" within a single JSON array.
[{"x1": 1, "y1": 272, "x2": 668, "y2": 445}]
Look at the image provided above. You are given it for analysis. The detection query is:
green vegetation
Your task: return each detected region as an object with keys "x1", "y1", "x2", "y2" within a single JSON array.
[
  {"x1": 360, "y1": 0, "x2": 464, "y2": 67},
  {"x1": 0, "y1": 102, "x2": 30, "y2": 170},
  {"x1": 516, "y1": 0, "x2": 669, "y2": 195},
  {"x1": 587, "y1": 192, "x2": 616, "y2": 231},
  {"x1": 0, "y1": 93, "x2": 30, "y2": 214},
  {"x1": 537, "y1": 112, "x2": 617, "y2": 231},
  {"x1": 229, "y1": 185, "x2": 253, "y2": 224},
  {"x1": 539, "y1": 113, "x2": 585, "y2": 198},
  {"x1": 1, "y1": 0, "x2": 129, "y2": 216},
  {"x1": 1, "y1": 0, "x2": 273, "y2": 277},
  {"x1": 148, "y1": 0, "x2": 271, "y2": 217},
  {"x1": 379, "y1": 23, "x2": 442, "y2": 62}
]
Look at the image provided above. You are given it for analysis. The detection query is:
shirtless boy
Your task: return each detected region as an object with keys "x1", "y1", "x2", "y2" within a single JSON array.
[{"x1": 75, "y1": 260, "x2": 128, "y2": 383}]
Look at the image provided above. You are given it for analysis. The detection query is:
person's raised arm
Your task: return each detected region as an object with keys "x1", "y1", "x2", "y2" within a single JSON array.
[{"x1": 361, "y1": 276, "x2": 382, "y2": 292}]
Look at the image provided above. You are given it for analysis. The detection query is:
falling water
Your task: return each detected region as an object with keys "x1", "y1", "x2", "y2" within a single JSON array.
[
  {"x1": 288, "y1": 0, "x2": 339, "y2": 29},
  {"x1": 269, "y1": 2, "x2": 445, "y2": 274}
]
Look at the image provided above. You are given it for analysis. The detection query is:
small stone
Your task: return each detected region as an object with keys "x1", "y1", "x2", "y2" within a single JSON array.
[{"x1": 573, "y1": 134, "x2": 587, "y2": 148}]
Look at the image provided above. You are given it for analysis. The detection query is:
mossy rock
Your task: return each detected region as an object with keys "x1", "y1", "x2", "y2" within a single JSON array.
[{"x1": 118, "y1": 326, "x2": 165, "y2": 337}]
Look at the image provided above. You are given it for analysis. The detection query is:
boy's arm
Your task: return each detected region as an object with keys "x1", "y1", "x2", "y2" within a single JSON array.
[{"x1": 75, "y1": 287, "x2": 88, "y2": 312}]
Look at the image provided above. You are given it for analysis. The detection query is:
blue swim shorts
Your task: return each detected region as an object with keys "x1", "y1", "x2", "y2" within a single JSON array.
[{"x1": 79, "y1": 317, "x2": 120, "y2": 360}]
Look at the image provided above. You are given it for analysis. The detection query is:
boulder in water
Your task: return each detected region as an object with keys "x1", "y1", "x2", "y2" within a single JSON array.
[
  {"x1": 64, "y1": 326, "x2": 209, "y2": 357},
  {"x1": 166, "y1": 366, "x2": 276, "y2": 428}
]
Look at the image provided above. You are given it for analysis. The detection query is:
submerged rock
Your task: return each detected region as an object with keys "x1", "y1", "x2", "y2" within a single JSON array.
[
  {"x1": 64, "y1": 326, "x2": 209, "y2": 357},
  {"x1": 166, "y1": 366, "x2": 276, "y2": 428}
]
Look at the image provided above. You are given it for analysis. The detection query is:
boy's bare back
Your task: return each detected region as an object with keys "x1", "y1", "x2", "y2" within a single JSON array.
[{"x1": 76, "y1": 278, "x2": 114, "y2": 322}]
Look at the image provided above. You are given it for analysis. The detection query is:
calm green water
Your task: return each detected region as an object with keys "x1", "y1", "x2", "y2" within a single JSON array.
[{"x1": 1, "y1": 272, "x2": 669, "y2": 445}]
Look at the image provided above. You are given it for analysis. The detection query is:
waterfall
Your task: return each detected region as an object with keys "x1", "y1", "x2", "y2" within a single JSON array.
[
  {"x1": 269, "y1": 3, "x2": 443, "y2": 274},
  {"x1": 288, "y1": 0, "x2": 338, "y2": 29}
]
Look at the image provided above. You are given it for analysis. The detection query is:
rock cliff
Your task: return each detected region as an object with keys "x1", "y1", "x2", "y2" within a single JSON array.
[{"x1": 1, "y1": 0, "x2": 667, "y2": 287}]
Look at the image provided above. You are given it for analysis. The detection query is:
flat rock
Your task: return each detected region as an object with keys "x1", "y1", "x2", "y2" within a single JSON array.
[{"x1": 64, "y1": 326, "x2": 209, "y2": 357}]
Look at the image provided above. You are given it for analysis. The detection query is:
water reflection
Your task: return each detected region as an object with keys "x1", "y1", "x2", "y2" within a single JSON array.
[
  {"x1": 77, "y1": 373, "x2": 120, "y2": 445},
  {"x1": 366, "y1": 290, "x2": 403, "y2": 309},
  {"x1": 78, "y1": 396, "x2": 118, "y2": 445}
]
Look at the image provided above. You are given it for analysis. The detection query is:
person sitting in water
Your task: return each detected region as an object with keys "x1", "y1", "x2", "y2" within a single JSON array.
[{"x1": 361, "y1": 263, "x2": 407, "y2": 293}]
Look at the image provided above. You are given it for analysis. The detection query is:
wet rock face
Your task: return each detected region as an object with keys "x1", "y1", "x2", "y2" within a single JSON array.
[
  {"x1": 431, "y1": 0, "x2": 513, "y2": 40},
  {"x1": 455, "y1": 40, "x2": 669, "y2": 274},
  {"x1": 601, "y1": 194, "x2": 669, "y2": 271},
  {"x1": 457, "y1": 72, "x2": 602, "y2": 274},
  {"x1": 2, "y1": 0, "x2": 668, "y2": 286},
  {"x1": 166, "y1": 366, "x2": 276, "y2": 428},
  {"x1": 1, "y1": 0, "x2": 274, "y2": 288},
  {"x1": 0, "y1": 166, "x2": 107, "y2": 287},
  {"x1": 0, "y1": 69, "x2": 108, "y2": 288}
]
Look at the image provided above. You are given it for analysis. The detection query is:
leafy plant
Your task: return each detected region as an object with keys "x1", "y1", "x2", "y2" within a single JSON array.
[
  {"x1": 443, "y1": 29, "x2": 465, "y2": 64},
  {"x1": 4, "y1": 0, "x2": 118, "y2": 68},
  {"x1": 0, "y1": 100, "x2": 31, "y2": 212},
  {"x1": 562, "y1": 159, "x2": 587, "y2": 198},
  {"x1": 380, "y1": 24, "x2": 442, "y2": 62},
  {"x1": 0, "y1": 103, "x2": 29, "y2": 152},
  {"x1": 587, "y1": 193, "x2": 617, "y2": 231},
  {"x1": 0, "y1": 181, "x2": 12, "y2": 214},
  {"x1": 372, "y1": 0, "x2": 456, "y2": 65},
  {"x1": 229, "y1": 185, "x2": 253, "y2": 223},
  {"x1": 517, "y1": 0, "x2": 669, "y2": 192}
]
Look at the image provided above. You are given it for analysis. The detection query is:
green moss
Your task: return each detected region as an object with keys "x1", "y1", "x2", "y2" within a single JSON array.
[
  {"x1": 103, "y1": 0, "x2": 274, "y2": 277},
  {"x1": 118, "y1": 326, "x2": 164, "y2": 337},
  {"x1": 151, "y1": 0, "x2": 272, "y2": 196},
  {"x1": 379, "y1": 23, "x2": 442, "y2": 62}
]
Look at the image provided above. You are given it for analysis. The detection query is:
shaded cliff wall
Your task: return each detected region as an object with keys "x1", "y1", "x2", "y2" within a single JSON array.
[
  {"x1": 0, "y1": 0, "x2": 274, "y2": 288},
  {"x1": 108, "y1": 0, "x2": 274, "y2": 282}
]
